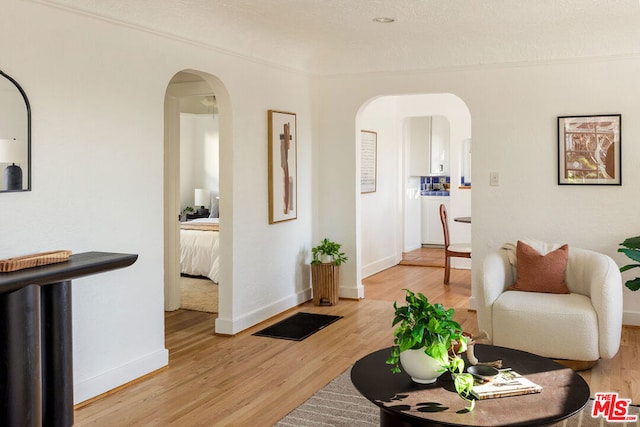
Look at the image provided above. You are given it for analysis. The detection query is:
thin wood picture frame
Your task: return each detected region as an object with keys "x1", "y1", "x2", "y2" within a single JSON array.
[
  {"x1": 360, "y1": 130, "x2": 377, "y2": 193},
  {"x1": 268, "y1": 110, "x2": 297, "y2": 223},
  {"x1": 558, "y1": 114, "x2": 621, "y2": 185}
]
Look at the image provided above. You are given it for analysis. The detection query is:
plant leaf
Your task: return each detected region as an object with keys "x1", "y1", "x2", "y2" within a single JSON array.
[
  {"x1": 619, "y1": 248, "x2": 640, "y2": 263},
  {"x1": 620, "y1": 236, "x2": 640, "y2": 250},
  {"x1": 625, "y1": 277, "x2": 640, "y2": 292},
  {"x1": 620, "y1": 264, "x2": 640, "y2": 272}
]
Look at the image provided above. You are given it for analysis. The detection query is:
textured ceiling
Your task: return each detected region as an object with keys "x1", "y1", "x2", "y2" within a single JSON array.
[{"x1": 39, "y1": 0, "x2": 640, "y2": 74}]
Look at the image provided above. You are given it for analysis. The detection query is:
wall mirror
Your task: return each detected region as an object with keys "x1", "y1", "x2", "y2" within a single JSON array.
[{"x1": 0, "y1": 69, "x2": 31, "y2": 192}]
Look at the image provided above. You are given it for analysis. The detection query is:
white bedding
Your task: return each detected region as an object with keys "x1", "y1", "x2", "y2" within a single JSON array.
[{"x1": 180, "y1": 218, "x2": 219, "y2": 283}]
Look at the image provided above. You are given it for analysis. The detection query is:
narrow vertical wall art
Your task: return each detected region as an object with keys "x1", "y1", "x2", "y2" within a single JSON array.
[
  {"x1": 360, "y1": 130, "x2": 377, "y2": 193},
  {"x1": 268, "y1": 110, "x2": 297, "y2": 223}
]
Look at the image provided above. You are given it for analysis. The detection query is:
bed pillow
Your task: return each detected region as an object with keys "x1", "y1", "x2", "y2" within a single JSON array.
[{"x1": 509, "y1": 240, "x2": 570, "y2": 294}]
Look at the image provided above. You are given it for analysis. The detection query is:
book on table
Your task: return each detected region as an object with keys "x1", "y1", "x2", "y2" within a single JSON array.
[{"x1": 471, "y1": 369, "x2": 542, "y2": 400}]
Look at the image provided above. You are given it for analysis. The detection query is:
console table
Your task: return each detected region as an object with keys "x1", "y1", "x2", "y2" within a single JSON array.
[{"x1": 0, "y1": 252, "x2": 138, "y2": 427}]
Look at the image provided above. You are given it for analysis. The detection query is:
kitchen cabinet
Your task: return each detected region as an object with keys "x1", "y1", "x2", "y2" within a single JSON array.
[
  {"x1": 421, "y1": 196, "x2": 449, "y2": 245},
  {"x1": 407, "y1": 116, "x2": 431, "y2": 176},
  {"x1": 429, "y1": 116, "x2": 450, "y2": 176}
]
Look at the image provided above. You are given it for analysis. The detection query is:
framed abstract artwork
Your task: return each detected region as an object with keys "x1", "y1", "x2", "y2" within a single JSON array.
[
  {"x1": 268, "y1": 110, "x2": 297, "y2": 223},
  {"x1": 558, "y1": 114, "x2": 621, "y2": 185}
]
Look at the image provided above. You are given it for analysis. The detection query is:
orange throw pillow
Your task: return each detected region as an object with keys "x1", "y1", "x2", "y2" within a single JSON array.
[{"x1": 509, "y1": 240, "x2": 570, "y2": 294}]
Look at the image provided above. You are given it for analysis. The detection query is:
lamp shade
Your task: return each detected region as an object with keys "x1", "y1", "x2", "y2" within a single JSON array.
[
  {"x1": 0, "y1": 138, "x2": 23, "y2": 163},
  {"x1": 194, "y1": 188, "x2": 210, "y2": 207}
]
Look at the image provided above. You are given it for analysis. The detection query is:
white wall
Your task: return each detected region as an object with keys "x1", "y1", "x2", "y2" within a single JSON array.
[
  {"x1": 179, "y1": 113, "x2": 219, "y2": 211},
  {"x1": 315, "y1": 58, "x2": 640, "y2": 324},
  {"x1": 1, "y1": 0, "x2": 313, "y2": 403}
]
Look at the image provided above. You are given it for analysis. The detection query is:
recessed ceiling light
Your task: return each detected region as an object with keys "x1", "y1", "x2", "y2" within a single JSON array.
[{"x1": 373, "y1": 17, "x2": 396, "y2": 23}]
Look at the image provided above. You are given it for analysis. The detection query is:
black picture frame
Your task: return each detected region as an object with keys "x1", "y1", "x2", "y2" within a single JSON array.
[{"x1": 557, "y1": 114, "x2": 621, "y2": 185}]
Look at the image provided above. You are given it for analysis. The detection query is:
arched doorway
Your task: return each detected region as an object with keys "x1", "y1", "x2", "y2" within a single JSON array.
[
  {"x1": 356, "y1": 93, "x2": 472, "y2": 284},
  {"x1": 163, "y1": 70, "x2": 232, "y2": 333}
]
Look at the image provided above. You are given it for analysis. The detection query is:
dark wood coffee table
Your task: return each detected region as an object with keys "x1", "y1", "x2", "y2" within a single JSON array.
[{"x1": 351, "y1": 344, "x2": 590, "y2": 426}]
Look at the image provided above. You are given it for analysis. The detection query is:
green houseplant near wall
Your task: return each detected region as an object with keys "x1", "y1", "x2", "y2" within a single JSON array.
[
  {"x1": 619, "y1": 235, "x2": 640, "y2": 291},
  {"x1": 386, "y1": 289, "x2": 475, "y2": 411},
  {"x1": 310, "y1": 238, "x2": 348, "y2": 306}
]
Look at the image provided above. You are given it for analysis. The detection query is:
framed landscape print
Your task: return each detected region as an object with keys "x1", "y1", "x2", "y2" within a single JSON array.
[
  {"x1": 558, "y1": 114, "x2": 621, "y2": 185},
  {"x1": 268, "y1": 110, "x2": 297, "y2": 223}
]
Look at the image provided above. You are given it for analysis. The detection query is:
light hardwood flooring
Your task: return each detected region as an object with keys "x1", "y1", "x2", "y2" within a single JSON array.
[{"x1": 74, "y1": 249, "x2": 640, "y2": 426}]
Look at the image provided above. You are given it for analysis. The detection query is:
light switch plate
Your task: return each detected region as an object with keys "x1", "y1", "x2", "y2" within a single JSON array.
[{"x1": 490, "y1": 172, "x2": 499, "y2": 186}]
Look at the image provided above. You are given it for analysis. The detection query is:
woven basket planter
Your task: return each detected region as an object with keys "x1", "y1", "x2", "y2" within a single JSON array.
[{"x1": 311, "y1": 263, "x2": 340, "y2": 306}]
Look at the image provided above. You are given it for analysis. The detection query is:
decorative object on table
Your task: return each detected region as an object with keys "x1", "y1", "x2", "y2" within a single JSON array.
[
  {"x1": 0, "y1": 68, "x2": 31, "y2": 193},
  {"x1": 618, "y1": 235, "x2": 640, "y2": 291},
  {"x1": 0, "y1": 250, "x2": 72, "y2": 272},
  {"x1": 439, "y1": 203, "x2": 471, "y2": 284},
  {"x1": 268, "y1": 110, "x2": 297, "y2": 223},
  {"x1": 558, "y1": 114, "x2": 621, "y2": 185},
  {"x1": 470, "y1": 369, "x2": 542, "y2": 400},
  {"x1": 466, "y1": 365, "x2": 499, "y2": 381},
  {"x1": 360, "y1": 129, "x2": 377, "y2": 193},
  {"x1": 310, "y1": 238, "x2": 347, "y2": 306},
  {"x1": 386, "y1": 289, "x2": 476, "y2": 410},
  {"x1": 194, "y1": 188, "x2": 210, "y2": 216},
  {"x1": 252, "y1": 312, "x2": 342, "y2": 341}
]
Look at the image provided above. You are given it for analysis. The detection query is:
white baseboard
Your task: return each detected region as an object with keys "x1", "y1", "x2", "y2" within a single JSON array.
[
  {"x1": 623, "y1": 309, "x2": 640, "y2": 326},
  {"x1": 74, "y1": 348, "x2": 168, "y2": 404},
  {"x1": 340, "y1": 283, "x2": 365, "y2": 299},
  {"x1": 361, "y1": 255, "x2": 398, "y2": 279},
  {"x1": 215, "y1": 288, "x2": 312, "y2": 335}
]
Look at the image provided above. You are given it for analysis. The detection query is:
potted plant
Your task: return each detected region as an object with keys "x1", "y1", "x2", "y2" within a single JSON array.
[
  {"x1": 180, "y1": 206, "x2": 194, "y2": 222},
  {"x1": 310, "y1": 238, "x2": 347, "y2": 306},
  {"x1": 386, "y1": 289, "x2": 475, "y2": 411},
  {"x1": 619, "y1": 235, "x2": 640, "y2": 291}
]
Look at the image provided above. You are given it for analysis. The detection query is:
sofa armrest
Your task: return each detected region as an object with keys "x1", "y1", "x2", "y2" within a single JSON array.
[
  {"x1": 479, "y1": 250, "x2": 514, "y2": 341},
  {"x1": 588, "y1": 254, "x2": 623, "y2": 359}
]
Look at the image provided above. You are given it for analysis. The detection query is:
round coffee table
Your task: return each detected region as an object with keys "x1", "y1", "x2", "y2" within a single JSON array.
[{"x1": 351, "y1": 344, "x2": 590, "y2": 426}]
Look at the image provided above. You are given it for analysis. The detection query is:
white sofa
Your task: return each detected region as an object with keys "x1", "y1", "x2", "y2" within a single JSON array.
[{"x1": 478, "y1": 244, "x2": 623, "y2": 362}]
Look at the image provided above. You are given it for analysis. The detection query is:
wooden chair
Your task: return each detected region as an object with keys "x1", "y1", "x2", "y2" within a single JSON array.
[{"x1": 439, "y1": 204, "x2": 471, "y2": 284}]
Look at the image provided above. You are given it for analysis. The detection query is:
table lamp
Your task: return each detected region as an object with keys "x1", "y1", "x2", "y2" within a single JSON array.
[
  {"x1": 194, "y1": 188, "x2": 210, "y2": 216},
  {"x1": 0, "y1": 138, "x2": 23, "y2": 191}
]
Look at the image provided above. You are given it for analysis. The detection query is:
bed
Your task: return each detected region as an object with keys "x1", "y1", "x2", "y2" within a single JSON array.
[{"x1": 180, "y1": 217, "x2": 219, "y2": 283}]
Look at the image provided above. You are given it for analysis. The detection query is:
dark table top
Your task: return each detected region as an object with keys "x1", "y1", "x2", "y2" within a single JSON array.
[
  {"x1": 351, "y1": 344, "x2": 590, "y2": 427},
  {"x1": 0, "y1": 252, "x2": 138, "y2": 293}
]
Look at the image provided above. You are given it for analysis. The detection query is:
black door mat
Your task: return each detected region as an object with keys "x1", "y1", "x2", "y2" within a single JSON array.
[{"x1": 252, "y1": 312, "x2": 343, "y2": 341}]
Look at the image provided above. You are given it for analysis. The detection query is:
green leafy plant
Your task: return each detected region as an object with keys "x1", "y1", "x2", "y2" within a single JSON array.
[
  {"x1": 311, "y1": 238, "x2": 348, "y2": 266},
  {"x1": 619, "y1": 236, "x2": 640, "y2": 291},
  {"x1": 386, "y1": 289, "x2": 475, "y2": 411}
]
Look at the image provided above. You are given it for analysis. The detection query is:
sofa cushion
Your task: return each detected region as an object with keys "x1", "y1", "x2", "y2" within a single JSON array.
[
  {"x1": 492, "y1": 290, "x2": 599, "y2": 360},
  {"x1": 509, "y1": 240, "x2": 570, "y2": 294}
]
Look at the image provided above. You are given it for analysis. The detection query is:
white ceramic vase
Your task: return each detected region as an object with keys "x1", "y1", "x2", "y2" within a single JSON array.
[{"x1": 399, "y1": 348, "x2": 445, "y2": 384}]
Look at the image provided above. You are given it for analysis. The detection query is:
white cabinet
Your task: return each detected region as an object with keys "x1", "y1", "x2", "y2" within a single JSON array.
[
  {"x1": 429, "y1": 116, "x2": 450, "y2": 176},
  {"x1": 407, "y1": 116, "x2": 431, "y2": 176},
  {"x1": 421, "y1": 197, "x2": 449, "y2": 245}
]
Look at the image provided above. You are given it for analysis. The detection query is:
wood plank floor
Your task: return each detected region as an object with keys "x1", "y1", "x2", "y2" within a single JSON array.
[{"x1": 74, "y1": 249, "x2": 640, "y2": 426}]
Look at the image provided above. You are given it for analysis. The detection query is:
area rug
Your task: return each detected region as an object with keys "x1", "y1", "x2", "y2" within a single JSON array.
[
  {"x1": 252, "y1": 312, "x2": 342, "y2": 341},
  {"x1": 179, "y1": 276, "x2": 218, "y2": 313},
  {"x1": 277, "y1": 367, "x2": 639, "y2": 427}
]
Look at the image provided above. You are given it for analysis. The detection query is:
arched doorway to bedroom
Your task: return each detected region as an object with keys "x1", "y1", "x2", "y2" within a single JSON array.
[{"x1": 163, "y1": 70, "x2": 231, "y2": 333}]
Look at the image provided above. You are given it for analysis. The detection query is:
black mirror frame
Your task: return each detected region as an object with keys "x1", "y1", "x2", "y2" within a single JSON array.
[{"x1": 0, "y1": 68, "x2": 31, "y2": 192}]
